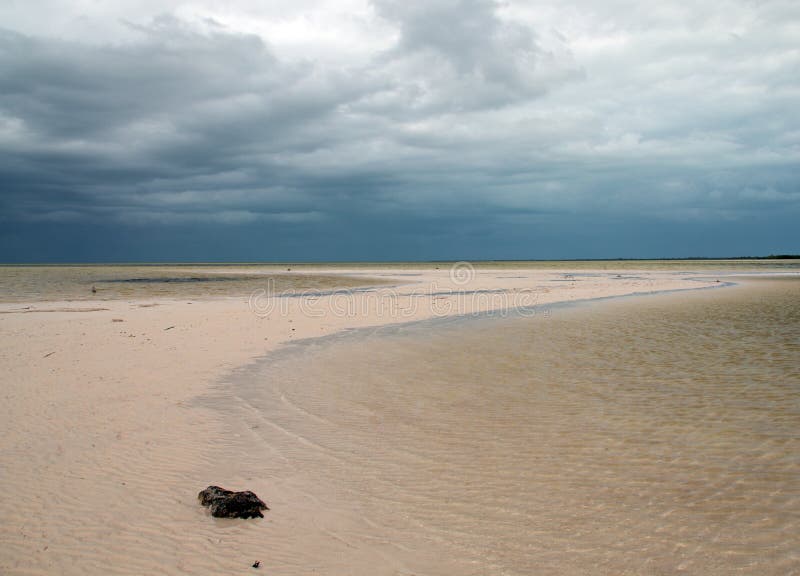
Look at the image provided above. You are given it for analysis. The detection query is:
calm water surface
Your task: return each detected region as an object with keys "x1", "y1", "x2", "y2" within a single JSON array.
[
  {"x1": 223, "y1": 279, "x2": 800, "y2": 575},
  {"x1": 0, "y1": 265, "x2": 388, "y2": 302},
  {"x1": 2, "y1": 260, "x2": 798, "y2": 302}
]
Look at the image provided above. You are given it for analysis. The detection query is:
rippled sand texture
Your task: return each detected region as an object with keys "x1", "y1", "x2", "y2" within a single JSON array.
[{"x1": 224, "y1": 279, "x2": 800, "y2": 575}]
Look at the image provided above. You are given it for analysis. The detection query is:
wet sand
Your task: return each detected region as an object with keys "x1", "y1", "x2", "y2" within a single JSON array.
[{"x1": 0, "y1": 266, "x2": 794, "y2": 574}]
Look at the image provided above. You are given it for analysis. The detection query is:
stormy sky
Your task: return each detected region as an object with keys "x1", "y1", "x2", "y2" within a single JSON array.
[{"x1": 0, "y1": 0, "x2": 798, "y2": 262}]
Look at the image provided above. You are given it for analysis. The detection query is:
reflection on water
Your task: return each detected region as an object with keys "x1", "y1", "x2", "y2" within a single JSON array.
[
  {"x1": 0, "y1": 265, "x2": 388, "y2": 302},
  {"x1": 98, "y1": 276, "x2": 246, "y2": 283},
  {"x1": 229, "y1": 279, "x2": 800, "y2": 575}
]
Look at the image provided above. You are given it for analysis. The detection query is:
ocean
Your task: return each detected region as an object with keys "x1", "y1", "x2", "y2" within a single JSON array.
[
  {"x1": 2, "y1": 260, "x2": 799, "y2": 302},
  {"x1": 0, "y1": 264, "x2": 388, "y2": 302}
]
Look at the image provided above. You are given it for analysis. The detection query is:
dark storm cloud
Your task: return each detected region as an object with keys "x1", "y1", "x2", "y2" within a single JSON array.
[
  {"x1": 0, "y1": 4, "x2": 577, "y2": 230},
  {"x1": 0, "y1": 0, "x2": 798, "y2": 261},
  {"x1": 0, "y1": 17, "x2": 369, "y2": 226}
]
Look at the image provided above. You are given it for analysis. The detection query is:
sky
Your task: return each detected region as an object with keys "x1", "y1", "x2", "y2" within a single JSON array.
[{"x1": 0, "y1": 0, "x2": 798, "y2": 262}]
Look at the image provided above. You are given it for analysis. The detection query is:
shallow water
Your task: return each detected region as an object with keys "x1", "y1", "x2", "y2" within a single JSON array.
[
  {"x1": 0, "y1": 265, "x2": 388, "y2": 302},
  {"x1": 224, "y1": 279, "x2": 800, "y2": 575},
  {"x1": 3, "y1": 260, "x2": 798, "y2": 302}
]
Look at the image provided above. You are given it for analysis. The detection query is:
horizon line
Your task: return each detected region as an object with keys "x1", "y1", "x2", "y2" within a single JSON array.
[{"x1": 1, "y1": 255, "x2": 799, "y2": 266}]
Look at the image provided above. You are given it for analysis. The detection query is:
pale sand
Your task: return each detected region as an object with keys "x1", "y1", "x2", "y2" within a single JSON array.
[{"x1": 0, "y1": 267, "x2": 721, "y2": 575}]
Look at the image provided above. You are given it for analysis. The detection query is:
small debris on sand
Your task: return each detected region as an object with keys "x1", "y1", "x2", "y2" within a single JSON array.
[{"x1": 252, "y1": 561, "x2": 260, "y2": 568}]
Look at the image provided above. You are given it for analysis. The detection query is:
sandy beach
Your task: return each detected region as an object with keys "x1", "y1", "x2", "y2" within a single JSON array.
[
  {"x1": 3, "y1": 0, "x2": 799, "y2": 571},
  {"x1": 0, "y1": 265, "x2": 791, "y2": 574}
]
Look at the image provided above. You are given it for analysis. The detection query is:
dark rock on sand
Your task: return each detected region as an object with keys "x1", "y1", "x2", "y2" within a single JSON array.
[{"x1": 198, "y1": 485, "x2": 269, "y2": 519}]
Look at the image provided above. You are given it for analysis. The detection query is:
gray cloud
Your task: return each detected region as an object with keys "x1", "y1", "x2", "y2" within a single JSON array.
[
  {"x1": 367, "y1": 0, "x2": 580, "y2": 111},
  {"x1": 0, "y1": 0, "x2": 798, "y2": 260}
]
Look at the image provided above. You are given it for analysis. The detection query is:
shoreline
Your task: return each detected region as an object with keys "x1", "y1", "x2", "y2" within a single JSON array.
[
  {"x1": 0, "y1": 267, "x2": 790, "y2": 575},
  {"x1": 251, "y1": 276, "x2": 741, "y2": 355}
]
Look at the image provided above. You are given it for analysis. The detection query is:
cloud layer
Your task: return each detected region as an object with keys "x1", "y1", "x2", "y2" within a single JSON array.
[{"x1": 1, "y1": 0, "x2": 798, "y2": 260}]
